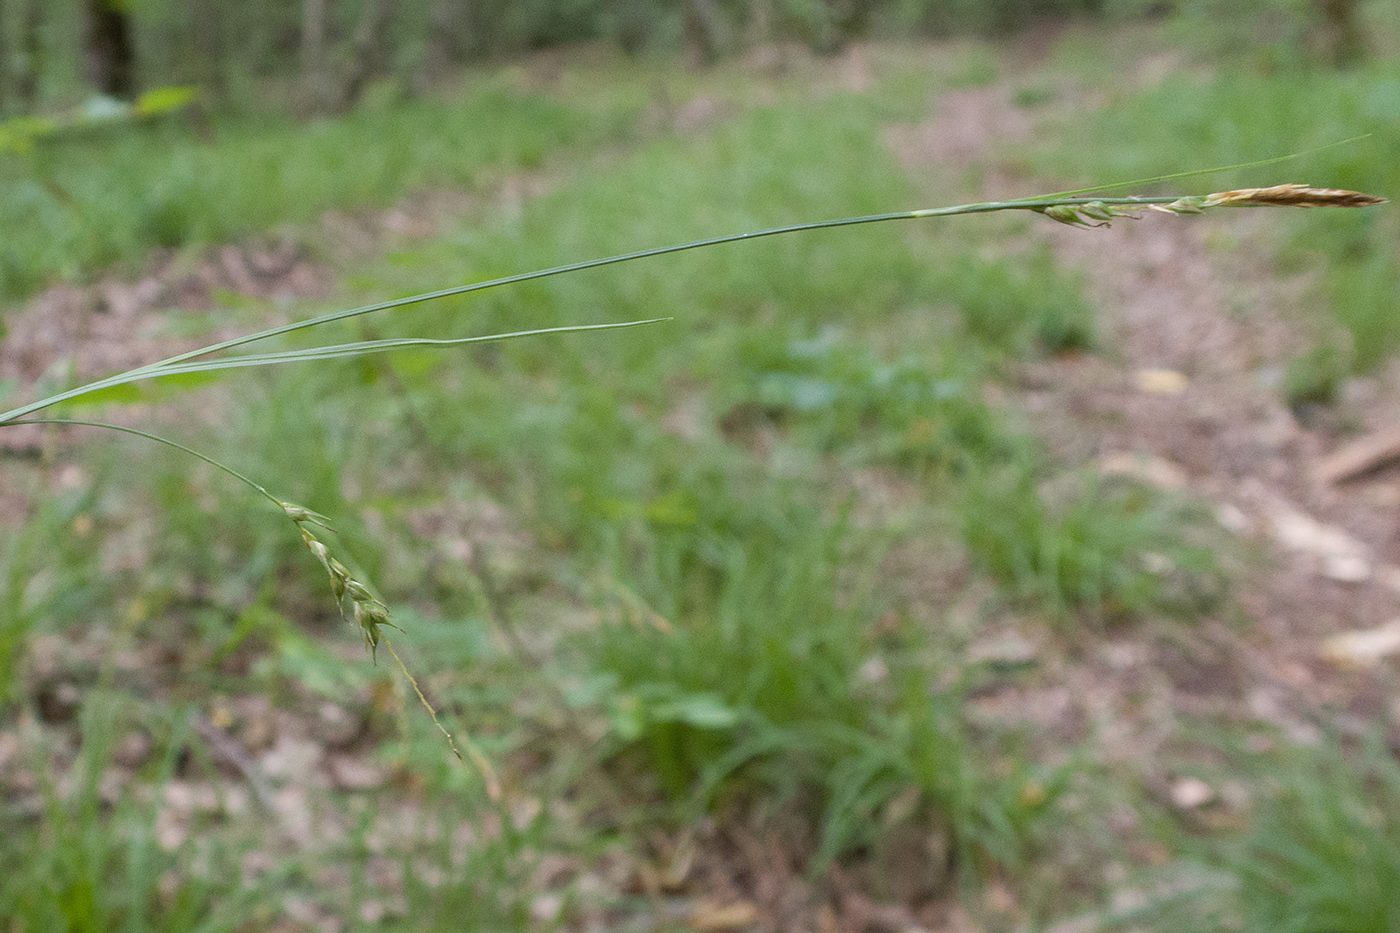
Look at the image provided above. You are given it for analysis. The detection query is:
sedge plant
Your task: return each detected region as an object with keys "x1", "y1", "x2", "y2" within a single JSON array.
[{"x1": 0, "y1": 166, "x2": 1384, "y2": 770}]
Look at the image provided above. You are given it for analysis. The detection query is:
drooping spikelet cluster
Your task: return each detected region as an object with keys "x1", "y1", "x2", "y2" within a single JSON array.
[
  {"x1": 1201, "y1": 184, "x2": 1388, "y2": 208},
  {"x1": 282, "y1": 499, "x2": 491, "y2": 778},
  {"x1": 1037, "y1": 185, "x2": 1386, "y2": 228},
  {"x1": 283, "y1": 501, "x2": 399, "y2": 663}
]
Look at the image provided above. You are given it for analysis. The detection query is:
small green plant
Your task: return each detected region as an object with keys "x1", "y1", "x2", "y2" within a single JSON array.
[
  {"x1": 726, "y1": 325, "x2": 1016, "y2": 469},
  {"x1": 961, "y1": 462, "x2": 1223, "y2": 624},
  {"x1": 1132, "y1": 734, "x2": 1400, "y2": 933},
  {"x1": 1284, "y1": 340, "x2": 1351, "y2": 410},
  {"x1": 0, "y1": 696, "x2": 256, "y2": 931},
  {"x1": 1230, "y1": 734, "x2": 1400, "y2": 933},
  {"x1": 0, "y1": 488, "x2": 107, "y2": 705},
  {"x1": 587, "y1": 502, "x2": 1055, "y2": 872},
  {"x1": 937, "y1": 247, "x2": 1096, "y2": 356}
]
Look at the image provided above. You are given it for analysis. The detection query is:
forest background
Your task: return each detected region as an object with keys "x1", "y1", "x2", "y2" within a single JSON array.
[{"x1": 2, "y1": 1, "x2": 1399, "y2": 932}]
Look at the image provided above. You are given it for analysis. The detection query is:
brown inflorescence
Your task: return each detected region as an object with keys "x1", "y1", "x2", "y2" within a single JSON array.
[{"x1": 1203, "y1": 184, "x2": 1388, "y2": 208}]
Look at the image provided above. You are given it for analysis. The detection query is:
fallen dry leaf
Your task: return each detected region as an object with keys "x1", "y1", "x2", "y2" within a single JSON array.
[
  {"x1": 1098, "y1": 451, "x2": 1187, "y2": 491},
  {"x1": 1320, "y1": 621, "x2": 1400, "y2": 668},
  {"x1": 1134, "y1": 368, "x2": 1188, "y2": 395},
  {"x1": 1266, "y1": 500, "x2": 1372, "y2": 582},
  {"x1": 1169, "y1": 776, "x2": 1214, "y2": 810},
  {"x1": 688, "y1": 900, "x2": 759, "y2": 931}
]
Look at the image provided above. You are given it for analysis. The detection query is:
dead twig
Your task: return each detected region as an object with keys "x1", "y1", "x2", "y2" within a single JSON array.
[
  {"x1": 188, "y1": 710, "x2": 277, "y2": 813},
  {"x1": 1316, "y1": 421, "x2": 1400, "y2": 485}
]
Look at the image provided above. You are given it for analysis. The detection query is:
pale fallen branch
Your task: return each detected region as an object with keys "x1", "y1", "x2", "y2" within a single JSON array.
[{"x1": 1316, "y1": 421, "x2": 1400, "y2": 485}]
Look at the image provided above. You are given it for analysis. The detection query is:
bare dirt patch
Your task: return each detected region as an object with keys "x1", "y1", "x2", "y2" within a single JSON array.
[{"x1": 891, "y1": 72, "x2": 1400, "y2": 769}]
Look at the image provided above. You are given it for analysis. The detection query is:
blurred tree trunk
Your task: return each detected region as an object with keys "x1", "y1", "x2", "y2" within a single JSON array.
[
  {"x1": 338, "y1": 0, "x2": 400, "y2": 107},
  {"x1": 0, "y1": 0, "x2": 7, "y2": 113},
  {"x1": 424, "y1": 0, "x2": 473, "y2": 77},
  {"x1": 14, "y1": 0, "x2": 42, "y2": 111},
  {"x1": 1318, "y1": 0, "x2": 1361, "y2": 65},
  {"x1": 83, "y1": 0, "x2": 136, "y2": 98},
  {"x1": 192, "y1": 0, "x2": 224, "y2": 94},
  {"x1": 685, "y1": 0, "x2": 729, "y2": 64},
  {"x1": 303, "y1": 0, "x2": 329, "y2": 105},
  {"x1": 341, "y1": 0, "x2": 400, "y2": 108}
]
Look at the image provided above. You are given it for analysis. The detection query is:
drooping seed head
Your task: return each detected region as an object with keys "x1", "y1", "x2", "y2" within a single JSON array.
[
  {"x1": 282, "y1": 502, "x2": 314, "y2": 523},
  {"x1": 281, "y1": 500, "x2": 337, "y2": 532},
  {"x1": 299, "y1": 526, "x2": 333, "y2": 571},
  {"x1": 352, "y1": 598, "x2": 398, "y2": 663},
  {"x1": 352, "y1": 600, "x2": 382, "y2": 660},
  {"x1": 1203, "y1": 184, "x2": 1387, "y2": 209},
  {"x1": 322, "y1": 556, "x2": 354, "y2": 603},
  {"x1": 1040, "y1": 204, "x2": 1105, "y2": 228},
  {"x1": 338, "y1": 573, "x2": 374, "y2": 605},
  {"x1": 1146, "y1": 196, "x2": 1206, "y2": 214}
]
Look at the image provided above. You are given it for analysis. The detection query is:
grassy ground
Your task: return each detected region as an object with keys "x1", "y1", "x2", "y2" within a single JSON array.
[
  {"x1": 1039, "y1": 4, "x2": 1400, "y2": 391},
  {"x1": 0, "y1": 64, "x2": 647, "y2": 301},
  {"x1": 1, "y1": 17, "x2": 1398, "y2": 933}
]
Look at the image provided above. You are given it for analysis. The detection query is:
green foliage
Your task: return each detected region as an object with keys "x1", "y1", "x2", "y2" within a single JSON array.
[
  {"x1": 1152, "y1": 735, "x2": 1400, "y2": 933},
  {"x1": 1230, "y1": 735, "x2": 1400, "y2": 933},
  {"x1": 1163, "y1": 0, "x2": 1362, "y2": 68},
  {"x1": 0, "y1": 487, "x2": 106, "y2": 708},
  {"x1": 960, "y1": 465, "x2": 1221, "y2": 624},
  {"x1": 1284, "y1": 340, "x2": 1349, "y2": 410},
  {"x1": 909, "y1": 0, "x2": 1109, "y2": 38},
  {"x1": 382, "y1": 805, "x2": 546, "y2": 931},
  {"x1": 0, "y1": 699, "x2": 254, "y2": 932},
  {"x1": 0, "y1": 79, "x2": 627, "y2": 299},
  {"x1": 1043, "y1": 32, "x2": 1400, "y2": 372},
  {"x1": 726, "y1": 325, "x2": 1015, "y2": 470},
  {"x1": 586, "y1": 504, "x2": 1054, "y2": 870},
  {"x1": 937, "y1": 248, "x2": 1097, "y2": 357},
  {"x1": 0, "y1": 85, "x2": 199, "y2": 156}
]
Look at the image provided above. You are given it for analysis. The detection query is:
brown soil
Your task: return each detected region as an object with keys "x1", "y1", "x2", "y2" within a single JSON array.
[{"x1": 894, "y1": 65, "x2": 1400, "y2": 807}]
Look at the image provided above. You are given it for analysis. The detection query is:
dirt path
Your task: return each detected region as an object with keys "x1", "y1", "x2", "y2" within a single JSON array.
[{"x1": 893, "y1": 61, "x2": 1400, "y2": 789}]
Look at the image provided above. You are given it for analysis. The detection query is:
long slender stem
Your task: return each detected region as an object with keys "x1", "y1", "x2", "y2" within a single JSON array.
[
  {"x1": 0, "y1": 194, "x2": 1189, "y2": 426},
  {"x1": 1025, "y1": 134, "x2": 1371, "y2": 200},
  {"x1": 0, "y1": 320, "x2": 667, "y2": 424},
  {"x1": 15, "y1": 418, "x2": 283, "y2": 509},
  {"x1": 1, "y1": 181, "x2": 1383, "y2": 427}
]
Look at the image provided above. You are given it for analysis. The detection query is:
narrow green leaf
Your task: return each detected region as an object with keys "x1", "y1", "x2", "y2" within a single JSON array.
[{"x1": 1, "y1": 319, "x2": 668, "y2": 422}]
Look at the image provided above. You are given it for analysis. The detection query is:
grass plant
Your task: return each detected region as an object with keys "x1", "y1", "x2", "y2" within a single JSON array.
[
  {"x1": 0, "y1": 696, "x2": 255, "y2": 932},
  {"x1": 1229, "y1": 734, "x2": 1400, "y2": 933},
  {"x1": 0, "y1": 41, "x2": 1390, "y2": 932},
  {"x1": 1043, "y1": 29, "x2": 1400, "y2": 374},
  {"x1": 0, "y1": 76, "x2": 640, "y2": 301},
  {"x1": 1085, "y1": 733, "x2": 1400, "y2": 933},
  {"x1": 961, "y1": 463, "x2": 1223, "y2": 625}
]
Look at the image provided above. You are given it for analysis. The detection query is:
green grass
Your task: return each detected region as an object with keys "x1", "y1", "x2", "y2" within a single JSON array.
[
  {"x1": 1229, "y1": 734, "x2": 1400, "y2": 933},
  {"x1": 1042, "y1": 18, "x2": 1400, "y2": 378},
  {"x1": 0, "y1": 74, "x2": 640, "y2": 301},
  {"x1": 0, "y1": 483, "x2": 107, "y2": 706},
  {"x1": 0, "y1": 28, "x2": 1344, "y2": 933},
  {"x1": 586, "y1": 504, "x2": 1058, "y2": 873},
  {"x1": 0, "y1": 697, "x2": 254, "y2": 932},
  {"x1": 961, "y1": 463, "x2": 1222, "y2": 626},
  {"x1": 1095, "y1": 733, "x2": 1400, "y2": 933}
]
